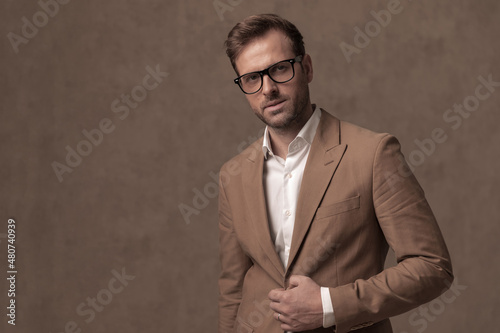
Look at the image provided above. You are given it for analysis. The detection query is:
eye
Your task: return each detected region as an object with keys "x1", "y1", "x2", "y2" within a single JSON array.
[
  {"x1": 270, "y1": 63, "x2": 288, "y2": 75},
  {"x1": 243, "y1": 73, "x2": 260, "y2": 84},
  {"x1": 275, "y1": 64, "x2": 287, "y2": 71}
]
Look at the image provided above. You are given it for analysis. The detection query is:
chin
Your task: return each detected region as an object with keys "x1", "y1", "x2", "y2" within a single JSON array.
[{"x1": 263, "y1": 110, "x2": 295, "y2": 129}]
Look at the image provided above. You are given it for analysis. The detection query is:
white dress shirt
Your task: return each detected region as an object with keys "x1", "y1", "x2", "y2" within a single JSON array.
[{"x1": 262, "y1": 106, "x2": 335, "y2": 328}]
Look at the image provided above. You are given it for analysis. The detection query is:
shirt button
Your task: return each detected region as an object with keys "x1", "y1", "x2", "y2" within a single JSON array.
[
  {"x1": 287, "y1": 173, "x2": 293, "y2": 178},
  {"x1": 285, "y1": 210, "x2": 291, "y2": 217}
]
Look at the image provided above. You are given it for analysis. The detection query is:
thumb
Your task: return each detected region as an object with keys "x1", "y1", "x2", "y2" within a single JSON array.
[{"x1": 288, "y1": 275, "x2": 306, "y2": 288}]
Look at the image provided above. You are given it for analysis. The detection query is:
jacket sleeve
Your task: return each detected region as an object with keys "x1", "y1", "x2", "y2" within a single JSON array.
[
  {"x1": 218, "y1": 169, "x2": 253, "y2": 333},
  {"x1": 329, "y1": 134, "x2": 454, "y2": 333}
]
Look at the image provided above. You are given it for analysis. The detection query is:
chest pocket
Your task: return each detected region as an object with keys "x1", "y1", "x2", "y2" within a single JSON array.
[{"x1": 315, "y1": 195, "x2": 360, "y2": 220}]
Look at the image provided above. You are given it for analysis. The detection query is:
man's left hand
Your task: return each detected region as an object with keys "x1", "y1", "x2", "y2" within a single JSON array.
[{"x1": 268, "y1": 275, "x2": 324, "y2": 332}]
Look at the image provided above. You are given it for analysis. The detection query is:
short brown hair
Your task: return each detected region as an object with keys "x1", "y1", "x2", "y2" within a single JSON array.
[{"x1": 224, "y1": 14, "x2": 305, "y2": 74}]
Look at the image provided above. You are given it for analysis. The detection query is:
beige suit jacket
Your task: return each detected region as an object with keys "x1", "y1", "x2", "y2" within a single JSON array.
[{"x1": 218, "y1": 109, "x2": 453, "y2": 333}]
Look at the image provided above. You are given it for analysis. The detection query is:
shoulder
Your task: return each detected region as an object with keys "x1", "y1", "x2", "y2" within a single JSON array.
[
  {"x1": 321, "y1": 109, "x2": 396, "y2": 150},
  {"x1": 220, "y1": 135, "x2": 263, "y2": 176}
]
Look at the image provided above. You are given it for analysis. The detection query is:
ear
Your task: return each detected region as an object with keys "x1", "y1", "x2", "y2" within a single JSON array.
[{"x1": 301, "y1": 54, "x2": 313, "y2": 83}]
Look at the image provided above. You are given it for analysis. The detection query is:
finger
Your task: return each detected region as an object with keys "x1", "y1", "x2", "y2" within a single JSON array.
[
  {"x1": 269, "y1": 301, "x2": 284, "y2": 313},
  {"x1": 288, "y1": 275, "x2": 304, "y2": 287},
  {"x1": 273, "y1": 312, "x2": 289, "y2": 325},
  {"x1": 268, "y1": 288, "x2": 285, "y2": 301},
  {"x1": 280, "y1": 323, "x2": 297, "y2": 332}
]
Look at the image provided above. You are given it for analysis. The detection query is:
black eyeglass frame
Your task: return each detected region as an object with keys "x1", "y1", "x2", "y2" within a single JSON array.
[{"x1": 233, "y1": 55, "x2": 304, "y2": 94}]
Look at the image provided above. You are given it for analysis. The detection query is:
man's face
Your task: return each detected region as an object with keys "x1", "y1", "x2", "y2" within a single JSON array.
[{"x1": 234, "y1": 29, "x2": 313, "y2": 130}]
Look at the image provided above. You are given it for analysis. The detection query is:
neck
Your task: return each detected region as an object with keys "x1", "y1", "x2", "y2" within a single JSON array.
[{"x1": 268, "y1": 104, "x2": 314, "y2": 159}]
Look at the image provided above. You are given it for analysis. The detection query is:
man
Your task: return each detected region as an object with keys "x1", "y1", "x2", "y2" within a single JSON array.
[{"x1": 218, "y1": 14, "x2": 453, "y2": 333}]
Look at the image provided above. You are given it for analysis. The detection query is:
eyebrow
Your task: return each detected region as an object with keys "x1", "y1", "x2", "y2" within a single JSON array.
[{"x1": 240, "y1": 57, "x2": 291, "y2": 76}]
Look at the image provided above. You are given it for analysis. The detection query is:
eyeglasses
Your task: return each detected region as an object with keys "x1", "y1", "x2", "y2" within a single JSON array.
[{"x1": 234, "y1": 55, "x2": 303, "y2": 94}]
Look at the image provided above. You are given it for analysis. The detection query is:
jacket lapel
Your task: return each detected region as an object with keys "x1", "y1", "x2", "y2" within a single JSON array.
[
  {"x1": 242, "y1": 140, "x2": 286, "y2": 280},
  {"x1": 287, "y1": 109, "x2": 347, "y2": 272}
]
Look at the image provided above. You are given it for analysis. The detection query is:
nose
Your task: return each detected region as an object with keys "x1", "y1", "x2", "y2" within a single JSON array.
[{"x1": 261, "y1": 74, "x2": 278, "y2": 96}]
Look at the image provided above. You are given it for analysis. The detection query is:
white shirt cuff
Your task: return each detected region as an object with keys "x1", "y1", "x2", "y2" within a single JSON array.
[{"x1": 320, "y1": 287, "x2": 335, "y2": 328}]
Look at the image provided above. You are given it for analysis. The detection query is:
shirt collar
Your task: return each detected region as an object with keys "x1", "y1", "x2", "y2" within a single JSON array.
[{"x1": 262, "y1": 104, "x2": 321, "y2": 159}]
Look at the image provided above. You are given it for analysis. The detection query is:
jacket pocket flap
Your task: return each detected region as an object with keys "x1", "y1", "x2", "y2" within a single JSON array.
[{"x1": 316, "y1": 195, "x2": 360, "y2": 219}]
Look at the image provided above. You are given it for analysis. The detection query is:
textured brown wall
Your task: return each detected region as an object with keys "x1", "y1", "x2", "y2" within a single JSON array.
[{"x1": 1, "y1": 0, "x2": 499, "y2": 332}]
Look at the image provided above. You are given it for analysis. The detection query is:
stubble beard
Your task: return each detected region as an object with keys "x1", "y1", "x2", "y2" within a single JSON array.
[{"x1": 254, "y1": 85, "x2": 311, "y2": 133}]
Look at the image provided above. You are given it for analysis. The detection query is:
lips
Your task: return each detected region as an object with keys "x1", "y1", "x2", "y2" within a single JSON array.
[{"x1": 263, "y1": 99, "x2": 286, "y2": 112}]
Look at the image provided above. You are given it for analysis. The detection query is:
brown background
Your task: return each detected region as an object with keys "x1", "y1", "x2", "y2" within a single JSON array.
[{"x1": 1, "y1": 0, "x2": 499, "y2": 332}]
